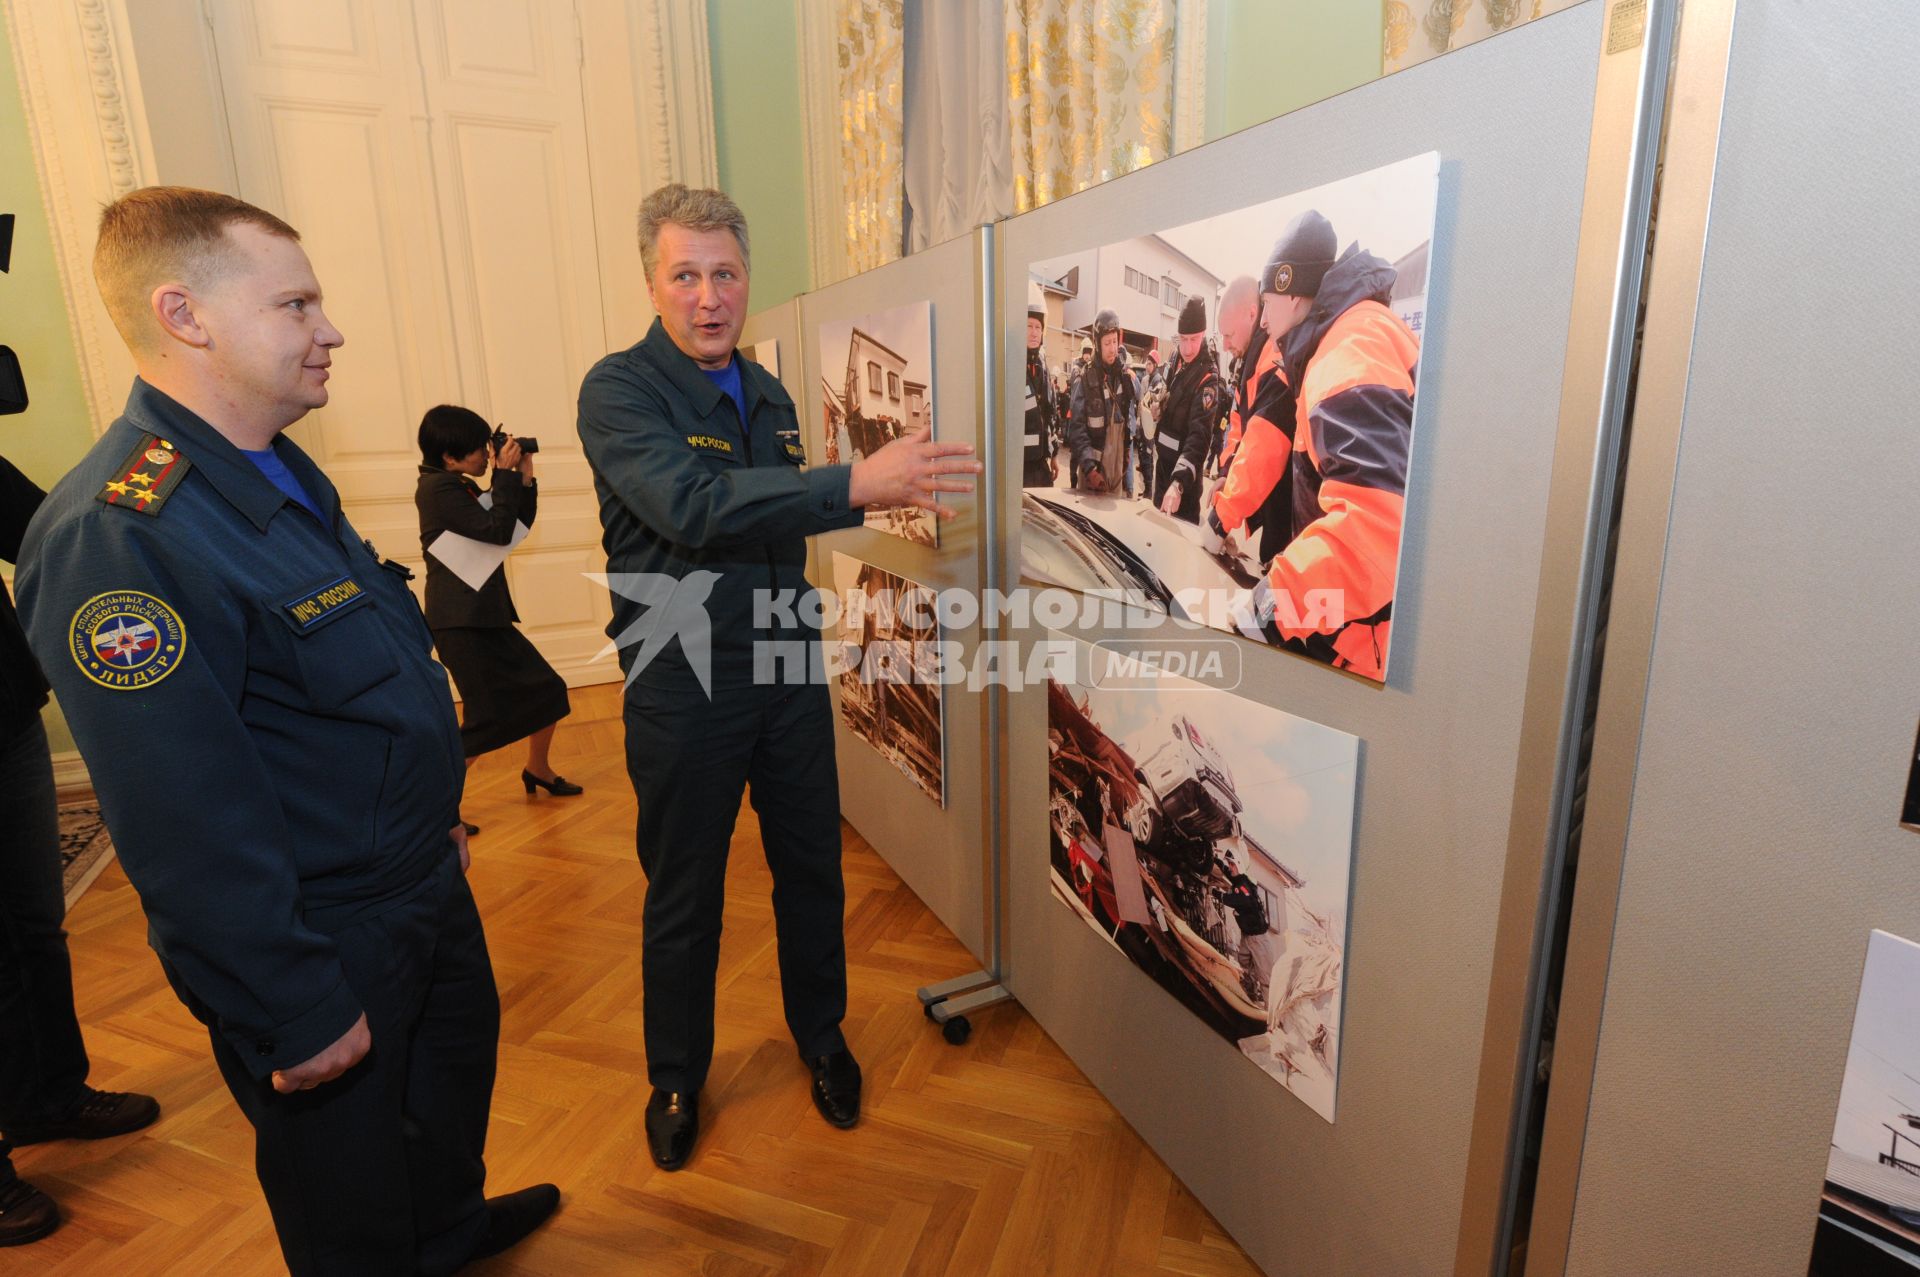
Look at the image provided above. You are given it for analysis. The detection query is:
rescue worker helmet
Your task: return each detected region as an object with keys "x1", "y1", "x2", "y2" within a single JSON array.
[
  {"x1": 1260, "y1": 209, "x2": 1338, "y2": 299},
  {"x1": 1027, "y1": 281, "x2": 1047, "y2": 325},
  {"x1": 1092, "y1": 308, "x2": 1122, "y2": 339}
]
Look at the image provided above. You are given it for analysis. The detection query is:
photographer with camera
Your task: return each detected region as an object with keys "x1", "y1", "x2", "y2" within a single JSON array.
[{"x1": 415, "y1": 406, "x2": 580, "y2": 824}]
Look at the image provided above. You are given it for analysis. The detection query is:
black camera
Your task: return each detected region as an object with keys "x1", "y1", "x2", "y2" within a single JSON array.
[{"x1": 490, "y1": 426, "x2": 539, "y2": 456}]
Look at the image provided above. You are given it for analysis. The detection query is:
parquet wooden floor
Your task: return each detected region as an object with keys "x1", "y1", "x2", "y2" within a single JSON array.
[{"x1": 9, "y1": 684, "x2": 1262, "y2": 1276}]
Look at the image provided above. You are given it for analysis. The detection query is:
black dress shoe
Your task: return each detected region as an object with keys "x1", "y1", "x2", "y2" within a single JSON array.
[
  {"x1": 804, "y1": 1049, "x2": 862, "y2": 1129},
  {"x1": 461, "y1": 820, "x2": 481, "y2": 837},
  {"x1": 464, "y1": 1182, "x2": 560, "y2": 1263},
  {"x1": 0, "y1": 1177, "x2": 60, "y2": 1246},
  {"x1": 522, "y1": 770, "x2": 584, "y2": 797},
  {"x1": 644, "y1": 1088, "x2": 699, "y2": 1171},
  {"x1": 1, "y1": 1088, "x2": 160, "y2": 1146}
]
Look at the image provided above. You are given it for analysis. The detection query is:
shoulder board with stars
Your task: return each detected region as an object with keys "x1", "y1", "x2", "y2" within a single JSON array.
[{"x1": 96, "y1": 433, "x2": 192, "y2": 517}]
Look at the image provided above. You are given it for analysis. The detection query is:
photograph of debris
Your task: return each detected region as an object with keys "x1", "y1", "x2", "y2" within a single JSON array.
[
  {"x1": 1809, "y1": 930, "x2": 1920, "y2": 1274},
  {"x1": 1022, "y1": 152, "x2": 1440, "y2": 684},
  {"x1": 818, "y1": 300, "x2": 937, "y2": 546},
  {"x1": 831, "y1": 552, "x2": 946, "y2": 806},
  {"x1": 1047, "y1": 638, "x2": 1358, "y2": 1120}
]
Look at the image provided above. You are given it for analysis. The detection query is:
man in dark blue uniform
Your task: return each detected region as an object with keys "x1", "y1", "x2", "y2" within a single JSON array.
[
  {"x1": 16, "y1": 187, "x2": 555, "y2": 1275},
  {"x1": 578, "y1": 183, "x2": 979, "y2": 1172}
]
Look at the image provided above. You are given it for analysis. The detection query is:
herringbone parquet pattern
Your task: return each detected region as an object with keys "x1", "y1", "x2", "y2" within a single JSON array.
[{"x1": 8, "y1": 684, "x2": 1261, "y2": 1276}]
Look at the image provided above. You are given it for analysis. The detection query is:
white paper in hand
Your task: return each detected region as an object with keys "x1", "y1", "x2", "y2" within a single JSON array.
[{"x1": 426, "y1": 491, "x2": 530, "y2": 592}]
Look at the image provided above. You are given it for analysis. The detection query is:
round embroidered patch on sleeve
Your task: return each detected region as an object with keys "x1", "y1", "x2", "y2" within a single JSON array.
[{"x1": 68, "y1": 590, "x2": 188, "y2": 691}]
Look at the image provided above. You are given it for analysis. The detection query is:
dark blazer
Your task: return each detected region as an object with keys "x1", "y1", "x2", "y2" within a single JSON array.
[{"x1": 415, "y1": 466, "x2": 536, "y2": 629}]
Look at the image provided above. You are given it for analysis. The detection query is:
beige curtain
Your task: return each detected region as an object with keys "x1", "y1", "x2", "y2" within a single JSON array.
[
  {"x1": 837, "y1": 0, "x2": 907, "y2": 273},
  {"x1": 1384, "y1": 0, "x2": 1581, "y2": 75},
  {"x1": 1006, "y1": 0, "x2": 1177, "y2": 215}
]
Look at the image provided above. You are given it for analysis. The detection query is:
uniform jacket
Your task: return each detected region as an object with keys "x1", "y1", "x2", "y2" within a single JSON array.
[
  {"x1": 415, "y1": 466, "x2": 535, "y2": 629},
  {"x1": 577, "y1": 320, "x2": 862, "y2": 691},
  {"x1": 1150, "y1": 349, "x2": 1225, "y2": 523},
  {"x1": 1066, "y1": 358, "x2": 1138, "y2": 491},
  {"x1": 16, "y1": 379, "x2": 465, "y2": 1079},
  {"x1": 1022, "y1": 348, "x2": 1056, "y2": 487},
  {"x1": 0, "y1": 455, "x2": 51, "y2": 738},
  {"x1": 1211, "y1": 326, "x2": 1296, "y2": 561},
  {"x1": 1266, "y1": 245, "x2": 1418, "y2": 679}
]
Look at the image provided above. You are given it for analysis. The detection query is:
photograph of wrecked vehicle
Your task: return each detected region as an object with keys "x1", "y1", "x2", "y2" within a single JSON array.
[
  {"x1": 1023, "y1": 152, "x2": 1438, "y2": 684},
  {"x1": 1047, "y1": 641, "x2": 1358, "y2": 1121},
  {"x1": 832, "y1": 553, "x2": 946, "y2": 805}
]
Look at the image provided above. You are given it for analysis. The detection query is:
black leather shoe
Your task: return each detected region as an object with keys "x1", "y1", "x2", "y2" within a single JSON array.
[
  {"x1": 804, "y1": 1049, "x2": 862, "y2": 1129},
  {"x1": 461, "y1": 820, "x2": 481, "y2": 837},
  {"x1": 645, "y1": 1089, "x2": 699, "y2": 1170},
  {"x1": 464, "y1": 1182, "x2": 560, "y2": 1263},
  {"x1": 522, "y1": 770, "x2": 584, "y2": 797},
  {"x1": 1, "y1": 1088, "x2": 160, "y2": 1146},
  {"x1": 0, "y1": 1177, "x2": 60, "y2": 1247}
]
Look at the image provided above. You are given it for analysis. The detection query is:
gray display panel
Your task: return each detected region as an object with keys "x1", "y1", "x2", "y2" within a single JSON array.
[
  {"x1": 799, "y1": 232, "x2": 990, "y2": 962},
  {"x1": 1560, "y1": 3, "x2": 1920, "y2": 1273},
  {"x1": 740, "y1": 300, "x2": 803, "y2": 403},
  {"x1": 995, "y1": 8, "x2": 1606, "y2": 1274}
]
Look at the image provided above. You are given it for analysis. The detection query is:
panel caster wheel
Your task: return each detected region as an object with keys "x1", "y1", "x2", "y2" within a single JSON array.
[{"x1": 942, "y1": 1015, "x2": 972, "y2": 1046}]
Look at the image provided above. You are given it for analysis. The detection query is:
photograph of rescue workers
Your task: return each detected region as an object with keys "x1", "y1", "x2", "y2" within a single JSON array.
[
  {"x1": 831, "y1": 553, "x2": 947, "y2": 806},
  {"x1": 1047, "y1": 638, "x2": 1358, "y2": 1122},
  {"x1": 1808, "y1": 930, "x2": 1920, "y2": 1274},
  {"x1": 1020, "y1": 152, "x2": 1439, "y2": 685},
  {"x1": 818, "y1": 300, "x2": 938, "y2": 546}
]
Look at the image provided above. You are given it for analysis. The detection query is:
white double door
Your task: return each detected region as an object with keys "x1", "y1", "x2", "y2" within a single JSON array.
[{"x1": 208, "y1": 0, "x2": 638, "y2": 686}]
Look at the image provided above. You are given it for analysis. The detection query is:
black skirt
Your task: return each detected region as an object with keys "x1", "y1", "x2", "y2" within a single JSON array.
[{"x1": 431, "y1": 625, "x2": 571, "y2": 758}]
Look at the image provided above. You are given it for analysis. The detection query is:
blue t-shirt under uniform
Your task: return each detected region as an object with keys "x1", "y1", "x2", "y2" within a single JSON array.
[
  {"x1": 239, "y1": 445, "x2": 326, "y2": 523},
  {"x1": 700, "y1": 357, "x2": 747, "y2": 436}
]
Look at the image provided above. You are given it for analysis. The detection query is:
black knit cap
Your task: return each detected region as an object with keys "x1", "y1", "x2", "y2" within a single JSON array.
[
  {"x1": 1260, "y1": 209, "x2": 1338, "y2": 298},
  {"x1": 1177, "y1": 295, "x2": 1207, "y2": 335}
]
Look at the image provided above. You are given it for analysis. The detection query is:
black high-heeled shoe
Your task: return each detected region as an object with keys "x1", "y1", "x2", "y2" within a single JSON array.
[{"x1": 522, "y1": 770, "x2": 583, "y2": 797}]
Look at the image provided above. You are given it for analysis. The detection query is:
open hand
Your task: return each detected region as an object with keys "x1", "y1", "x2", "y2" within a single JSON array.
[{"x1": 848, "y1": 428, "x2": 981, "y2": 522}]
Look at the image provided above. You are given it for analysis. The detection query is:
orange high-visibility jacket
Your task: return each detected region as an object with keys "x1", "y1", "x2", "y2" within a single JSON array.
[
  {"x1": 1266, "y1": 291, "x2": 1418, "y2": 681},
  {"x1": 1211, "y1": 334, "x2": 1289, "y2": 534}
]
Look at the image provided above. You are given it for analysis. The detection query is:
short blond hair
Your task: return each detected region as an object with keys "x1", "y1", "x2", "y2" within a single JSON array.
[
  {"x1": 637, "y1": 183, "x2": 749, "y2": 279},
  {"x1": 93, "y1": 186, "x2": 300, "y2": 348}
]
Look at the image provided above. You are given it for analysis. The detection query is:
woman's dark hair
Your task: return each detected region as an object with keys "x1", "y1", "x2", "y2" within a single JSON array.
[{"x1": 418, "y1": 404, "x2": 491, "y2": 468}]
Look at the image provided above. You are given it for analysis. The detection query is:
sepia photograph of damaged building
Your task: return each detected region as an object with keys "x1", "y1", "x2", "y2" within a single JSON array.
[
  {"x1": 818, "y1": 300, "x2": 937, "y2": 547},
  {"x1": 1047, "y1": 638, "x2": 1358, "y2": 1121},
  {"x1": 831, "y1": 552, "x2": 946, "y2": 805}
]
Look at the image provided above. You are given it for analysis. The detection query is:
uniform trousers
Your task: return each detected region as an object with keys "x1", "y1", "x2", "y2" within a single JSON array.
[
  {"x1": 624, "y1": 677, "x2": 848, "y2": 1093},
  {"x1": 181, "y1": 851, "x2": 498, "y2": 1277},
  {"x1": 0, "y1": 717, "x2": 90, "y2": 1137}
]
